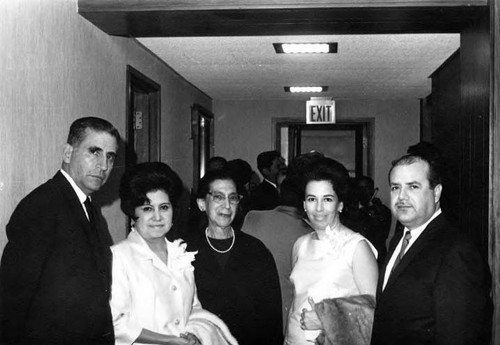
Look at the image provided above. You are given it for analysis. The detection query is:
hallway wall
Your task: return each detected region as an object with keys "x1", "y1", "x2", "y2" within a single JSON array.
[
  {"x1": 0, "y1": 0, "x2": 211, "y2": 253},
  {"x1": 213, "y1": 99, "x2": 420, "y2": 208}
]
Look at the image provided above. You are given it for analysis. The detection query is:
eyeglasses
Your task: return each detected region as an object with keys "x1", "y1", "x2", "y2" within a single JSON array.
[{"x1": 208, "y1": 192, "x2": 243, "y2": 205}]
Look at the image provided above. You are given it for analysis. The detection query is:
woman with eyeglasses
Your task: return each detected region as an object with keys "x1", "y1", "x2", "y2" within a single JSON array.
[{"x1": 187, "y1": 169, "x2": 283, "y2": 345}]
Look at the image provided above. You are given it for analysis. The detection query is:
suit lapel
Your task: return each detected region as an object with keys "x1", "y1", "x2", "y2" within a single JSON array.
[
  {"x1": 381, "y1": 215, "x2": 444, "y2": 293},
  {"x1": 377, "y1": 230, "x2": 403, "y2": 297},
  {"x1": 54, "y1": 172, "x2": 112, "y2": 290}
]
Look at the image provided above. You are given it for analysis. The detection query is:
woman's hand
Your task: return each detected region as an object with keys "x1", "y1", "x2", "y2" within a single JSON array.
[
  {"x1": 180, "y1": 332, "x2": 202, "y2": 345},
  {"x1": 135, "y1": 329, "x2": 198, "y2": 345},
  {"x1": 158, "y1": 334, "x2": 195, "y2": 345},
  {"x1": 300, "y1": 297, "x2": 322, "y2": 330}
]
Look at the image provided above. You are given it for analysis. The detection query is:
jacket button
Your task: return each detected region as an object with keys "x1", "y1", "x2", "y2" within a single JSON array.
[
  {"x1": 171, "y1": 285, "x2": 177, "y2": 291},
  {"x1": 174, "y1": 319, "x2": 180, "y2": 325}
]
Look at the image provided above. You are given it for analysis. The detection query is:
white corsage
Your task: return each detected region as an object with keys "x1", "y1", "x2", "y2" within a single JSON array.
[
  {"x1": 322, "y1": 224, "x2": 351, "y2": 259},
  {"x1": 168, "y1": 239, "x2": 198, "y2": 271}
]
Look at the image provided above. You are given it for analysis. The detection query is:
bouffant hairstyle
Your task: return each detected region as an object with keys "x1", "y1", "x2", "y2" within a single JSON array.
[
  {"x1": 303, "y1": 157, "x2": 350, "y2": 203},
  {"x1": 119, "y1": 162, "x2": 183, "y2": 220},
  {"x1": 196, "y1": 169, "x2": 239, "y2": 199}
]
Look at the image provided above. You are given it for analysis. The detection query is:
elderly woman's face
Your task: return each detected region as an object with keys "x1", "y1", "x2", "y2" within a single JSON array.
[
  {"x1": 304, "y1": 180, "x2": 343, "y2": 230},
  {"x1": 198, "y1": 179, "x2": 238, "y2": 231},
  {"x1": 133, "y1": 189, "x2": 173, "y2": 241}
]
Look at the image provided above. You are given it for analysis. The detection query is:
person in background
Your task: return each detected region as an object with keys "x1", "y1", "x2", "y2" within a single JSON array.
[
  {"x1": 206, "y1": 156, "x2": 227, "y2": 173},
  {"x1": 188, "y1": 169, "x2": 283, "y2": 345},
  {"x1": 371, "y1": 153, "x2": 492, "y2": 345},
  {"x1": 286, "y1": 157, "x2": 378, "y2": 345},
  {"x1": 0, "y1": 117, "x2": 119, "y2": 344},
  {"x1": 242, "y1": 177, "x2": 311, "y2": 331},
  {"x1": 226, "y1": 158, "x2": 254, "y2": 229},
  {"x1": 241, "y1": 152, "x2": 323, "y2": 331},
  {"x1": 355, "y1": 176, "x2": 392, "y2": 265},
  {"x1": 111, "y1": 162, "x2": 237, "y2": 345},
  {"x1": 247, "y1": 150, "x2": 287, "y2": 211}
]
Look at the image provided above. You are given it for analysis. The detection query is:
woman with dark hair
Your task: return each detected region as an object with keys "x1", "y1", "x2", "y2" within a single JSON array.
[
  {"x1": 110, "y1": 162, "x2": 238, "y2": 345},
  {"x1": 188, "y1": 169, "x2": 283, "y2": 345},
  {"x1": 285, "y1": 158, "x2": 379, "y2": 345}
]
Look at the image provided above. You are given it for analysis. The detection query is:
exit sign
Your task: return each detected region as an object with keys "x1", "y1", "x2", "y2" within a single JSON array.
[{"x1": 306, "y1": 99, "x2": 335, "y2": 124}]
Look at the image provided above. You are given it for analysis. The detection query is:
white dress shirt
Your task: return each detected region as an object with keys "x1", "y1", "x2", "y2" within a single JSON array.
[
  {"x1": 264, "y1": 178, "x2": 277, "y2": 189},
  {"x1": 60, "y1": 169, "x2": 90, "y2": 220},
  {"x1": 382, "y1": 208, "x2": 442, "y2": 290}
]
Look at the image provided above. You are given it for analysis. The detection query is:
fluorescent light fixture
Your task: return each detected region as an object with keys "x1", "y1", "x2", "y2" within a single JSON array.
[
  {"x1": 284, "y1": 86, "x2": 328, "y2": 93},
  {"x1": 273, "y1": 43, "x2": 338, "y2": 54}
]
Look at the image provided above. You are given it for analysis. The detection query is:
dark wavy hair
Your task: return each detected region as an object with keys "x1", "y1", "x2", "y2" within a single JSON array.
[
  {"x1": 119, "y1": 162, "x2": 183, "y2": 220},
  {"x1": 67, "y1": 117, "x2": 120, "y2": 146},
  {"x1": 256, "y1": 150, "x2": 281, "y2": 175},
  {"x1": 388, "y1": 154, "x2": 442, "y2": 189},
  {"x1": 303, "y1": 157, "x2": 350, "y2": 203},
  {"x1": 196, "y1": 169, "x2": 240, "y2": 199}
]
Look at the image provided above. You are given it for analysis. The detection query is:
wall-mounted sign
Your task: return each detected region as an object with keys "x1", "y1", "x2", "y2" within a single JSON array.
[{"x1": 306, "y1": 98, "x2": 335, "y2": 124}]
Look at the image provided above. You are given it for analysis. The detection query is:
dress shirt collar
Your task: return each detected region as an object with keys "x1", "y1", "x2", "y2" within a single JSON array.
[
  {"x1": 264, "y1": 178, "x2": 277, "y2": 189},
  {"x1": 404, "y1": 207, "x2": 442, "y2": 240},
  {"x1": 60, "y1": 168, "x2": 88, "y2": 204},
  {"x1": 383, "y1": 208, "x2": 442, "y2": 289},
  {"x1": 60, "y1": 169, "x2": 91, "y2": 220}
]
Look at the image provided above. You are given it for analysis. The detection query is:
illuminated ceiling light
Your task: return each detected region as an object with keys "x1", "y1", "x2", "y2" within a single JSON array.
[
  {"x1": 273, "y1": 43, "x2": 338, "y2": 54},
  {"x1": 284, "y1": 86, "x2": 328, "y2": 93}
]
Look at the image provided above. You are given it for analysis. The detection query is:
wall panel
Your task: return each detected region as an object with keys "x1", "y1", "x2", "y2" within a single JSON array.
[{"x1": 0, "y1": 0, "x2": 211, "y2": 253}]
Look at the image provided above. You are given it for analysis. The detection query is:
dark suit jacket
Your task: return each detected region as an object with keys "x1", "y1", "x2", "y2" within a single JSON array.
[
  {"x1": 247, "y1": 180, "x2": 280, "y2": 211},
  {"x1": 0, "y1": 171, "x2": 114, "y2": 345},
  {"x1": 371, "y1": 214, "x2": 492, "y2": 345}
]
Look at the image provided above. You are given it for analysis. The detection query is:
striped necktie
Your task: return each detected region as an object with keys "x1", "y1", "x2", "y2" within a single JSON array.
[{"x1": 391, "y1": 230, "x2": 412, "y2": 273}]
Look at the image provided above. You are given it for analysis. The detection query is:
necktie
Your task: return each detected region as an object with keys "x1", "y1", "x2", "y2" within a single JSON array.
[
  {"x1": 83, "y1": 197, "x2": 111, "y2": 290},
  {"x1": 391, "y1": 230, "x2": 411, "y2": 273},
  {"x1": 84, "y1": 197, "x2": 96, "y2": 229}
]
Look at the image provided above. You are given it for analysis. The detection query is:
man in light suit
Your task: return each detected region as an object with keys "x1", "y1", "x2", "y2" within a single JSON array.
[
  {"x1": 0, "y1": 117, "x2": 120, "y2": 344},
  {"x1": 371, "y1": 153, "x2": 492, "y2": 345},
  {"x1": 242, "y1": 177, "x2": 312, "y2": 330}
]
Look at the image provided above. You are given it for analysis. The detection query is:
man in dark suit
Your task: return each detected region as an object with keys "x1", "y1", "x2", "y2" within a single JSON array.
[
  {"x1": 371, "y1": 153, "x2": 492, "y2": 345},
  {"x1": 0, "y1": 117, "x2": 120, "y2": 344},
  {"x1": 247, "y1": 150, "x2": 286, "y2": 211}
]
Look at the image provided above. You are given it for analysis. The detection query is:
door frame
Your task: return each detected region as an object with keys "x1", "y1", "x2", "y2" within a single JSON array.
[
  {"x1": 191, "y1": 103, "x2": 214, "y2": 192},
  {"x1": 273, "y1": 117, "x2": 374, "y2": 178},
  {"x1": 125, "y1": 65, "x2": 161, "y2": 167}
]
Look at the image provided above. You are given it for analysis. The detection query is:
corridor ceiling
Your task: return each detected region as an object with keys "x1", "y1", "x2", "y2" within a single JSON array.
[
  {"x1": 137, "y1": 34, "x2": 459, "y2": 100},
  {"x1": 78, "y1": 0, "x2": 484, "y2": 101}
]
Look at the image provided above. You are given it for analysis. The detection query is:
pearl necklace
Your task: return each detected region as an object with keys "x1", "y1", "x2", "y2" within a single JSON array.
[{"x1": 205, "y1": 227, "x2": 235, "y2": 254}]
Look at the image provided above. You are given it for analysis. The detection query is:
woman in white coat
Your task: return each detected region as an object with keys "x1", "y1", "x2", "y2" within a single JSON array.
[{"x1": 110, "y1": 162, "x2": 238, "y2": 345}]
